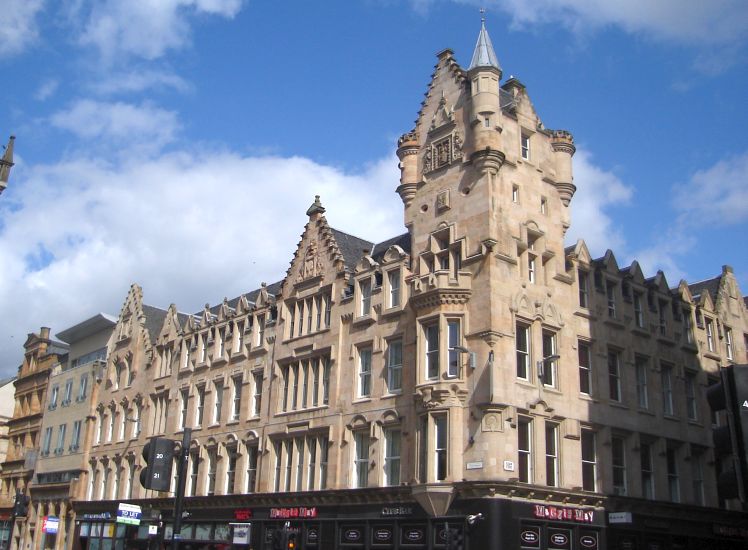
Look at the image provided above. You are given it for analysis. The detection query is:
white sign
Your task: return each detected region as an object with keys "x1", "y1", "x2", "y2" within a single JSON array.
[
  {"x1": 43, "y1": 516, "x2": 59, "y2": 534},
  {"x1": 148, "y1": 525, "x2": 158, "y2": 536},
  {"x1": 232, "y1": 523, "x2": 251, "y2": 544},
  {"x1": 466, "y1": 461, "x2": 483, "y2": 470},
  {"x1": 503, "y1": 460, "x2": 515, "y2": 471},
  {"x1": 117, "y1": 503, "x2": 142, "y2": 526},
  {"x1": 608, "y1": 512, "x2": 632, "y2": 524}
]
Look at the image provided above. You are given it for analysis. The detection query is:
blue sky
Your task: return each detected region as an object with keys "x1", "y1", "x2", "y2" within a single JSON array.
[{"x1": 1, "y1": 0, "x2": 747, "y2": 375}]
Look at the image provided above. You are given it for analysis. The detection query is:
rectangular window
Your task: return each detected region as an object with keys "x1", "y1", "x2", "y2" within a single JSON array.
[
  {"x1": 49, "y1": 385, "x2": 59, "y2": 409},
  {"x1": 512, "y1": 184, "x2": 519, "y2": 203},
  {"x1": 725, "y1": 327, "x2": 734, "y2": 360},
  {"x1": 323, "y1": 358, "x2": 331, "y2": 405},
  {"x1": 434, "y1": 415, "x2": 448, "y2": 481},
  {"x1": 545, "y1": 422, "x2": 559, "y2": 487},
  {"x1": 307, "y1": 437, "x2": 317, "y2": 490},
  {"x1": 578, "y1": 341, "x2": 591, "y2": 395},
  {"x1": 63, "y1": 379, "x2": 73, "y2": 405},
  {"x1": 706, "y1": 319, "x2": 715, "y2": 352},
  {"x1": 540, "y1": 196, "x2": 547, "y2": 214},
  {"x1": 578, "y1": 270, "x2": 589, "y2": 308},
  {"x1": 319, "y1": 437, "x2": 329, "y2": 489},
  {"x1": 685, "y1": 371, "x2": 698, "y2": 421},
  {"x1": 516, "y1": 323, "x2": 530, "y2": 380},
  {"x1": 217, "y1": 328, "x2": 225, "y2": 359},
  {"x1": 606, "y1": 280, "x2": 617, "y2": 318},
  {"x1": 188, "y1": 450, "x2": 199, "y2": 497},
  {"x1": 256, "y1": 314, "x2": 265, "y2": 347},
  {"x1": 354, "y1": 431, "x2": 370, "y2": 488},
  {"x1": 667, "y1": 446, "x2": 680, "y2": 502},
  {"x1": 56, "y1": 423, "x2": 67, "y2": 454},
  {"x1": 521, "y1": 133, "x2": 530, "y2": 160},
  {"x1": 324, "y1": 293, "x2": 332, "y2": 327},
  {"x1": 246, "y1": 443, "x2": 258, "y2": 493},
  {"x1": 226, "y1": 447, "x2": 237, "y2": 494},
  {"x1": 387, "y1": 340, "x2": 403, "y2": 392},
  {"x1": 640, "y1": 442, "x2": 654, "y2": 500},
  {"x1": 295, "y1": 438, "x2": 305, "y2": 492},
  {"x1": 384, "y1": 428, "x2": 401, "y2": 486},
  {"x1": 297, "y1": 301, "x2": 304, "y2": 337},
  {"x1": 42, "y1": 427, "x2": 53, "y2": 455},
  {"x1": 180, "y1": 389, "x2": 189, "y2": 429},
  {"x1": 518, "y1": 417, "x2": 533, "y2": 483},
  {"x1": 284, "y1": 440, "x2": 293, "y2": 492},
  {"x1": 608, "y1": 350, "x2": 621, "y2": 402},
  {"x1": 312, "y1": 359, "x2": 320, "y2": 407},
  {"x1": 684, "y1": 309, "x2": 694, "y2": 344},
  {"x1": 315, "y1": 295, "x2": 322, "y2": 331},
  {"x1": 359, "y1": 347, "x2": 372, "y2": 397},
  {"x1": 301, "y1": 361, "x2": 309, "y2": 408},
  {"x1": 528, "y1": 254, "x2": 536, "y2": 284},
  {"x1": 206, "y1": 448, "x2": 217, "y2": 496},
  {"x1": 634, "y1": 293, "x2": 644, "y2": 328},
  {"x1": 388, "y1": 269, "x2": 401, "y2": 308},
  {"x1": 581, "y1": 429, "x2": 596, "y2": 491},
  {"x1": 635, "y1": 355, "x2": 648, "y2": 409},
  {"x1": 425, "y1": 323, "x2": 440, "y2": 380},
  {"x1": 661, "y1": 362, "x2": 674, "y2": 416},
  {"x1": 234, "y1": 321, "x2": 244, "y2": 352},
  {"x1": 78, "y1": 374, "x2": 88, "y2": 401},
  {"x1": 360, "y1": 279, "x2": 372, "y2": 316},
  {"x1": 231, "y1": 377, "x2": 242, "y2": 421},
  {"x1": 291, "y1": 364, "x2": 299, "y2": 410},
  {"x1": 71, "y1": 420, "x2": 82, "y2": 450},
  {"x1": 288, "y1": 303, "x2": 296, "y2": 338},
  {"x1": 195, "y1": 386, "x2": 205, "y2": 426},
  {"x1": 658, "y1": 300, "x2": 668, "y2": 336},
  {"x1": 253, "y1": 372, "x2": 263, "y2": 417},
  {"x1": 611, "y1": 436, "x2": 627, "y2": 496},
  {"x1": 306, "y1": 297, "x2": 313, "y2": 334},
  {"x1": 213, "y1": 381, "x2": 223, "y2": 424},
  {"x1": 541, "y1": 331, "x2": 557, "y2": 387},
  {"x1": 447, "y1": 320, "x2": 461, "y2": 377}
]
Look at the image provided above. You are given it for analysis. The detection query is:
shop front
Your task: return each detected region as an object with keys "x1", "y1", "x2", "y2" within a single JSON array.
[{"x1": 72, "y1": 494, "x2": 609, "y2": 550}]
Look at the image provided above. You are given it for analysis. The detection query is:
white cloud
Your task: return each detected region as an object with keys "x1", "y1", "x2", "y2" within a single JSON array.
[
  {"x1": 49, "y1": 99, "x2": 180, "y2": 151},
  {"x1": 566, "y1": 149, "x2": 633, "y2": 257},
  {"x1": 0, "y1": 149, "x2": 403, "y2": 376},
  {"x1": 89, "y1": 68, "x2": 191, "y2": 95},
  {"x1": 673, "y1": 151, "x2": 748, "y2": 225},
  {"x1": 34, "y1": 79, "x2": 59, "y2": 101},
  {"x1": 78, "y1": 0, "x2": 244, "y2": 62},
  {"x1": 0, "y1": 0, "x2": 44, "y2": 58},
  {"x1": 429, "y1": 0, "x2": 748, "y2": 47}
]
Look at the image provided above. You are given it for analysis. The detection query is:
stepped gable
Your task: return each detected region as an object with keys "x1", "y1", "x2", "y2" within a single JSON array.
[
  {"x1": 371, "y1": 232, "x2": 411, "y2": 263},
  {"x1": 203, "y1": 281, "x2": 283, "y2": 317},
  {"x1": 413, "y1": 48, "x2": 466, "y2": 143}
]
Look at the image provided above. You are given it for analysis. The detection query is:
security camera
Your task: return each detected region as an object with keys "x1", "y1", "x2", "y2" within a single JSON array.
[{"x1": 466, "y1": 513, "x2": 484, "y2": 525}]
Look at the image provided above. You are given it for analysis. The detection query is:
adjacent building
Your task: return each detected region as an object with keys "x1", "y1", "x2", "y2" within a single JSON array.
[
  {"x1": 0, "y1": 328, "x2": 67, "y2": 550},
  {"x1": 0, "y1": 135, "x2": 14, "y2": 197}
]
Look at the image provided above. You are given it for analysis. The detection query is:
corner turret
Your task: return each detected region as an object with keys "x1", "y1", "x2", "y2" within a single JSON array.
[{"x1": 467, "y1": 20, "x2": 504, "y2": 174}]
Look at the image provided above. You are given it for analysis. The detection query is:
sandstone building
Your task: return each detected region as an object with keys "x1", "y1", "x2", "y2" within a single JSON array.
[{"x1": 3, "y1": 21, "x2": 748, "y2": 550}]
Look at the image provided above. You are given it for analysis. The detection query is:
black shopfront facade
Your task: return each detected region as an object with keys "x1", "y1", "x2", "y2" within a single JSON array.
[{"x1": 70, "y1": 489, "x2": 610, "y2": 550}]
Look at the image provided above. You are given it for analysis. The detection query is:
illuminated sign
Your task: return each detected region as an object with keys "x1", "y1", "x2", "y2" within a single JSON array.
[
  {"x1": 533, "y1": 505, "x2": 594, "y2": 523},
  {"x1": 269, "y1": 507, "x2": 317, "y2": 519}
]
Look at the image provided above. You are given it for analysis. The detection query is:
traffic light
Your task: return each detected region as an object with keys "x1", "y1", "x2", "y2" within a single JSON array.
[
  {"x1": 707, "y1": 365, "x2": 748, "y2": 502},
  {"x1": 13, "y1": 492, "x2": 29, "y2": 517},
  {"x1": 139, "y1": 437, "x2": 175, "y2": 491}
]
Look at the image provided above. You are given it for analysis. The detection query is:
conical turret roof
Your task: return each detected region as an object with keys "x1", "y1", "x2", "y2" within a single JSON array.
[{"x1": 469, "y1": 20, "x2": 501, "y2": 72}]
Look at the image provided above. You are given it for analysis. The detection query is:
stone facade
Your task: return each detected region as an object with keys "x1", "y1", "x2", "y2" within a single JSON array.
[{"x1": 5, "y1": 22, "x2": 748, "y2": 550}]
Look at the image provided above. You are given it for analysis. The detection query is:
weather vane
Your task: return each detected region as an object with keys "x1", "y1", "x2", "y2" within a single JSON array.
[{"x1": 480, "y1": 7, "x2": 486, "y2": 22}]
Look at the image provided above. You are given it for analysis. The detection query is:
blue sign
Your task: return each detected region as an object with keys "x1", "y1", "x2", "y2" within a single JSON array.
[{"x1": 116, "y1": 503, "x2": 142, "y2": 526}]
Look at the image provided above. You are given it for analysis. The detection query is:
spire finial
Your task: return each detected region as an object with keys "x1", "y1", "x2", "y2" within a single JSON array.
[{"x1": 480, "y1": 7, "x2": 486, "y2": 23}]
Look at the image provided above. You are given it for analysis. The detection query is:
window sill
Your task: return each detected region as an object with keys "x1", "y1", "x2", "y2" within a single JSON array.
[
  {"x1": 703, "y1": 351, "x2": 721, "y2": 361},
  {"x1": 380, "y1": 307, "x2": 405, "y2": 319},
  {"x1": 515, "y1": 379, "x2": 536, "y2": 390},
  {"x1": 230, "y1": 351, "x2": 247, "y2": 363},
  {"x1": 381, "y1": 391, "x2": 403, "y2": 399},
  {"x1": 632, "y1": 326, "x2": 650, "y2": 338},
  {"x1": 637, "y1": 408, "x2": 655, "y2": 417},
  {"x1": 663, "y1": 414, "x2": 680, "y2": 423},
  {"x1": 687, "y1": 419, "x2": 703, "y2": 427},
  {"x1": 211, "y1": 357, "x2": 228, "y2": 367},
  {"x1": 353, "y1": 397, "x2": 372, "y2": 404},
  {"x1": 604, "y1": 318, "x2": 625, "y2": 330},
  {"x1": 609, "y1": 401, "x2": 628, "y2": 410},
  {"x1": 352, "y1": 315, "x2": 376, "y2": 328},
  {"x1": 227, "y1": 419, "x2": 240, "y2": 426}
]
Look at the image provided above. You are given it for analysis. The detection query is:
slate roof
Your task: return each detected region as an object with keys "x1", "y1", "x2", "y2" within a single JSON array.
[
  {"x1": 142, "y1": 305, "x2": 169, "y2": 343},
  {"x1": 205, "y1": 280, "x2": 284, "y2": 317},
  {"x1": 371, "y1": 232, "x2": 412, "y2": 263},
  {"x1": 330, "y1": 228, "x2": 374, "y2": 272},
  {"x1": 688, "y1": 276, "x2": 721, "y2": 303}
]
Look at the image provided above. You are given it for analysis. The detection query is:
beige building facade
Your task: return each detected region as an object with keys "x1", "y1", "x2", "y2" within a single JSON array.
[{"x1": 6, "y1": 21, "x2": 747, "y2": 550}]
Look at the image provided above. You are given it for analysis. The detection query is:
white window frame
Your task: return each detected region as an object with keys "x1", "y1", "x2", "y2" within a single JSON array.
[
  {"x1": 635, "y1": 355, "x2": 648, "y2": 409},
  {"x1": 545, "y1": 422, "x2": 559, "y2": 487},
  {"x1": 611, "y1": 436, "x2": 627, "y2": 496},
  {"x1": 358, "y1": 347, "x2": 372, "y2": 398},
  {"x1": 387, "y1": 339, "x2": 403, "y2": 393},
  {"x1": 359, "y1": 278, "x2": 372, "y2": 317},
  {"x1": 388, "y1": 269, "x2": 401, "y2": 309},
  {"x1": 384, "y1": 427, "x2": 401, "y2": 487},
  {"x1": 516, "y1": 323, "x2": 530, "y2": 380},
  {"x1": 518, "y1": 417, "x2": 533, "y2": 483}
]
